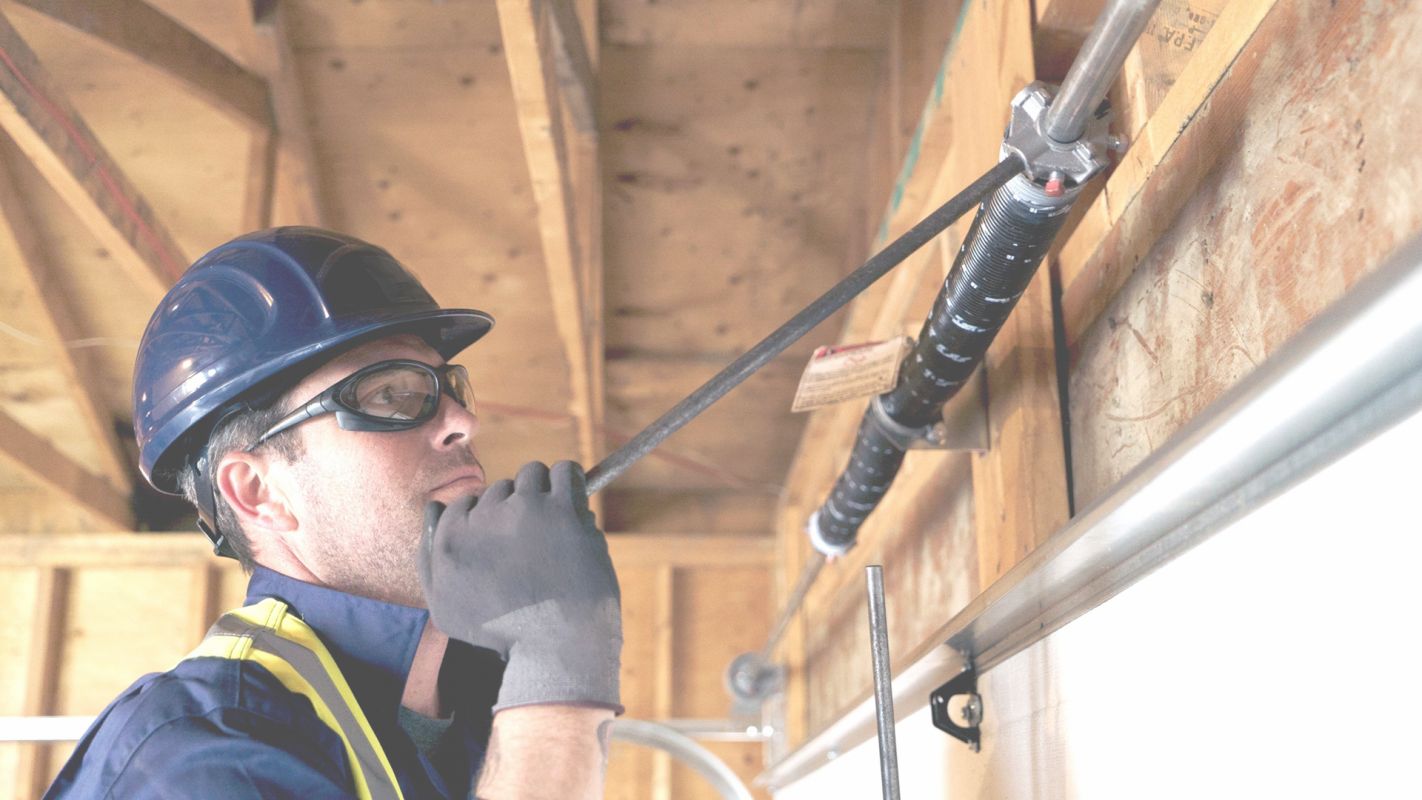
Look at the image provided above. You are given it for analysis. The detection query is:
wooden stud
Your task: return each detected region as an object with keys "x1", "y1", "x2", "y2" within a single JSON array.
[
  {"x1": 495, "y1": 0, "x2": 602, "y2": 473},
  {"x1": 250, "y1": 0, "x2": 329, "y2": 227},
  {"x1": 0, "y1": 9, "x2": 186, "y2": 295},
  {"x1": 240, "y1": 124, "x2": 277, "y2": 231},
  {"x1": 0, "y1": 409, "x2": 133, "y2": 530},
  {"x1": 0, "y1": 532, "x2": 773, "y2": 569},
  {"x1": 0, "y1": 135, "x2": 131, "y2": 492},
  {"x1": 13, "y1": 566, "x2": 68, "y2": 800},
  {"x1": 650, "y1": 564, "x2": 674, "y2": 800},
  {"x1": 11, "y1": 0, "x2": 272, "y2": 131},
  {"x1": 188, "y1": 563, "x2": 222, "y2": 647}
]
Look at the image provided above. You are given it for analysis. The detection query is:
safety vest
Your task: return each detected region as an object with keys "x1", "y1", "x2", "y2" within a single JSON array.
[{"x1": 187, "y1": 597, "x2": 406, "y2": 800}]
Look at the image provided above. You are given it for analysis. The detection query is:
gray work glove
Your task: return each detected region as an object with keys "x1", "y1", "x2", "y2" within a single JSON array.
[{"x1": 419, "y1": 460, "x2": 623, "y2": 714}]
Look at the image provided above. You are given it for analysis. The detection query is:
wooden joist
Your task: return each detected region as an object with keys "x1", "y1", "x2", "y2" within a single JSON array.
[
  {"x1": 0, "y1": 531, "x2": 774, "y2": 569},
  {"x1": 12, "y1": 0, "x2": 273, "y2": 132},
  {"x1": 0, "y1": 8, "x2": 186, "y2": 296},
  {"x1": 0, "y1": 136, "x2": 132, "y2": 492},
  {"x1": 0, "y1": 408, "x2": 134, "y2": 529},
  {"x1": 494, "y1": 0, "x2": 603, "y2": 473},
  {"x1": 250, "y1": 0, "x2": 329, "y2": 226}
]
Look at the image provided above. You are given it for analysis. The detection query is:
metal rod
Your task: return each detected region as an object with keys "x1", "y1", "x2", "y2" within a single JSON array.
[
  {"x1": 866, "y1": 565, "x2": 901, "y2": 800},
  {"x1": 758, "y1": 551, "x2": 825, "y2": 663},
  {"x1": 758, "y1": 234, "x2": 1422, "y2": 789},
  {"x1": 1042, "y1": 0, "x2": 1162, "y2": 143},
  {"x1": 584, "y1": 157, "x2": 1023, "y2": 494}
]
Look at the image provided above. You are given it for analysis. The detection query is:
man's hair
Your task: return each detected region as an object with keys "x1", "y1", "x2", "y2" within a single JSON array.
[{"x1": 175, "y1": 402, "x2": 305, "y2": 571}]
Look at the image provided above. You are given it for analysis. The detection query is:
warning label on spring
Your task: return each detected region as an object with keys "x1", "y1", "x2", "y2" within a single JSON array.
[{"x1": 791, "y1": 337, "x2": 912, "y2": 413}]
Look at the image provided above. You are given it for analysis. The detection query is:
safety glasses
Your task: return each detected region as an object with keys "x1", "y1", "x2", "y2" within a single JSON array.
[{"x1": 249, "y1": 359, "x2": 474, "y2": 449}]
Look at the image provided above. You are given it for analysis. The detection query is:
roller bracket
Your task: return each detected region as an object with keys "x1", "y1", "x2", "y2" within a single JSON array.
[{"x1": 930, "y1": 661, "x2": 982, "y2": 752}]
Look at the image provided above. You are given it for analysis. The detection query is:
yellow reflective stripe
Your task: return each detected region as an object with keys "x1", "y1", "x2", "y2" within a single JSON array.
[{"x1": 186, "y1": 598, "x2": 404, "y2": 800}]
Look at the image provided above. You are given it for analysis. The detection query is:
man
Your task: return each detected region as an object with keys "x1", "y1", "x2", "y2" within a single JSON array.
[{"x1": 44, "y1": 227, "x2": 623, "y2": 799}]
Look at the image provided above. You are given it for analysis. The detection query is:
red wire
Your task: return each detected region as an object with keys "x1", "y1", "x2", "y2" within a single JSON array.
[{"x1": 0, "y1": 39, "x2": 185, "y2": 282}]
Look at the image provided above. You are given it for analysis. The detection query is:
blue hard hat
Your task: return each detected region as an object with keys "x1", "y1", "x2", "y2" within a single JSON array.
[{"x1": 134, "y1": 226, "x2": 494, "y2": 494}]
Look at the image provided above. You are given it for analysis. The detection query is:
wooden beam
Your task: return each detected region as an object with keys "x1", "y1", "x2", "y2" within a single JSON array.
[
  {"x1": 188, "y1": 563, "x2": 221, "y2": 647},
  {"x1": 547, "y1": 0, "x2": 596, "y2": 136},
  {"x1": 650, "y1": 565, "x2": 674, "y2": 800},
  {"x1": 11, "y1": 0, "x2": 273, "y2": 131},
  {"x1": 0, "y1": 135, "x2": 131, "y2": 492},
  {"x1": 0, "y1": 9, "x2": 186, "y2": 294},
  {"x1": 1058, "y1": 0, "x2": 1277, "y2": 348},
  {"x1": 13, "y1": 566, "x2": 67, "y2": 800},
  {"x1": 0, "y1": 408, "x2": 133, "y2": 529},
  {"x1": 250, "y1": 0, "x2": 329, "y2": 227},
  {"x1": 241, "y1": 123, "x2": 277, "y2": 231},
  {"x1": 495, "y1": 0, "x2": 602, "y2": 473},
  {"x1": 0, "y1": 532, "x2": 774, "y2": 569}
]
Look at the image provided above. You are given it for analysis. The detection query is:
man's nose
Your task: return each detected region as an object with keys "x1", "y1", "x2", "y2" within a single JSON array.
[{"x1": 430, "y1": 394, "x2": 479, "y2": 448}]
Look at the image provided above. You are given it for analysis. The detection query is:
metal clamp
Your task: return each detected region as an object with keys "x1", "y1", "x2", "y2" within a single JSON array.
[
  {"x1": 868, "y1": 395, "x2": 936, "y2": 451},
  {"x1": 1000, "y1": 81, "x2": 1120, "y2": 189},
  {"x1": 929, "y1": 660, "x2": 982, "y2": 752}
]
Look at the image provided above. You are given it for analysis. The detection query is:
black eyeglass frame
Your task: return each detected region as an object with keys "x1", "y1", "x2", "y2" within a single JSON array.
[{"x1": 247, "y1": 358, "x2": 473, "y2": 450}]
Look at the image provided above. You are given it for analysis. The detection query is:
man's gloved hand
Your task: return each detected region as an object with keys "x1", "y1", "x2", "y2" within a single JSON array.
[{"x1": 419, "y1": 460, "x2": 622, "y2": 714}]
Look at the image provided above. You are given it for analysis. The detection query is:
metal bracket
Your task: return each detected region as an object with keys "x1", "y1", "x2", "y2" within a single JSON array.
[
  {"x1": 930, "y1": 660, "x2": 982, "y2": 752},
  {"x1": 725, "y1": 651, "x2": 784, "y2": 717},
  {"x1": 1000, "y1": 81, "x2": 1120, "y2": 189},
  {"x1": 908, "y1": 367, "x2": 990, "y2": 452}
]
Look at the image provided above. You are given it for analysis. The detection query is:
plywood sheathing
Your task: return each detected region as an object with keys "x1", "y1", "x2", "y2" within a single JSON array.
[{"x1": 1068, "y1": 0, "x2": 1422, "y2": 505}]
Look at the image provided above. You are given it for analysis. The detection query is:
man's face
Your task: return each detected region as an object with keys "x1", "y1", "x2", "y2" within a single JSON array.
[{"x1": 273, "y1": 334, "x2": 486, "y2": 606}]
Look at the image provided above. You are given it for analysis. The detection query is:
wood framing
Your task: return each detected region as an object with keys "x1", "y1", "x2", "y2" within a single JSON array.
[
  {"x1": 0, "y1": 136, "x2": 131, "y2": 492},
  {"x1": 0, "y1": 409, "x2": 133, "y2": 529},
  {"x1": 494, "y1": 0, "x2": 603, "y2": 472},
  {"x1": 0, "y1": 8, "x2": 186, "y2": 295},
  {"x1": 250, "y1": 0, "x2": 329, "y2": 226},
  {"x1": 12, "y1": 567, "x2": 68, "y2": 800},
  {"x1": 1058, "y1": 0, "x2": 1276, "y2": 345},
  {"x1": 774, "y1": 0, "x2": 1065, "y2": 738},
  {"x1": 11, "y1": 0, "x2": 272, "y2": 132},
  {"x1": 0, "y1": 532, "x2": 774, "y2": 569}
]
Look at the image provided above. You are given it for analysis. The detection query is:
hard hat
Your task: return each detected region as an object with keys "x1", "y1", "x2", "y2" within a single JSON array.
[{"x1": 133, "y1": 226, "x2": 494, "y2": 494}]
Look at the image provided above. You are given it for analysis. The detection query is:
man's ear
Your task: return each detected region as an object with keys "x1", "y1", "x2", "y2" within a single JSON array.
[{"x1": 215, "y1": 451, "x2": 298, "y2": 533}]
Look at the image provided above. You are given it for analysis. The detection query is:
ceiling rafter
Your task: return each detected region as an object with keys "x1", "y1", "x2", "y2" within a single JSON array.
[
  {"x1": 495, "y1": 0, "x2": 604, "y2": 474},
  {"x1": 0, "y1": 8, "x2": 187, "y2": 297},
  {"x1": 11, "y1": 0, "x2": 273, "y2": 132},
  {"x1": 250, "y1": 0, "x2": 328, "y2": 227},
  {"x1": 0, "y1": 407, "x2": 133, "y2": 530},
  {"x1": 0, "y1": 136, "x2": 132, "y2": 494}
]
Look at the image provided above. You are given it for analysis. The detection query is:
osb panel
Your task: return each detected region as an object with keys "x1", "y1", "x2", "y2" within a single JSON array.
[
  {"x1": 603, "y1": 0, "x2": 888, "y2": 48},
  {"x1": 604, "y1": 356, "x2": 802, "y2": 491},
  {"x1": 802, "y1": 451, "x2": 977, "y2": 732},
  {"x1": 673, "y1": 566, "x2": 771, "y2": 800},
  {"x1": 291, "y1": 4, "x2": 580, "y2": 478},
  {"x1": 601, "y1": 45, "x2": 876, "y2": 359},
  {"x1": 1070, "y1": 0, "x2": 1422, "y2": 506}
]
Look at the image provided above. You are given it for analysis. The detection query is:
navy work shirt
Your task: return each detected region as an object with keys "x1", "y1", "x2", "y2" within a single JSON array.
[{"x1": 45, "y1": 566, "x2": 504, "y2": 799}]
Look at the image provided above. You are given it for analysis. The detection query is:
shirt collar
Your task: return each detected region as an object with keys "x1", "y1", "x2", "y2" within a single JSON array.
[{"x1": 245, "y1": 565, "x2": 429, "y2": 726}]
